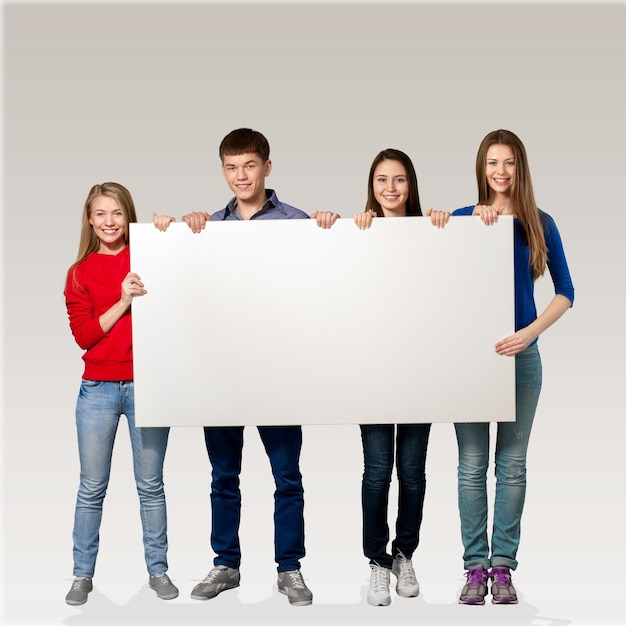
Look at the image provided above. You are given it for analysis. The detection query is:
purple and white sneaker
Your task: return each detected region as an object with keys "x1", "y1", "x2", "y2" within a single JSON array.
[
  {"x1": 489, "y1": 566, "x2": 519, "y2": 604},
  {"x1": 458, "y1": 564, "x2": 488, "y2": 605}
]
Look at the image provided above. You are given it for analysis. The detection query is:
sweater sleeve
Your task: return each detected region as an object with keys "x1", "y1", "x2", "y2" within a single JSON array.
[
  {"x1": 64, "y1": 267, "x2": 107, "y2": 350},
  {"x1": 451, "y1": 205, "x2": 475, "y2": 216},
  {"x1": 543, "y1": 213, "x2": 575, "y2": 306}
]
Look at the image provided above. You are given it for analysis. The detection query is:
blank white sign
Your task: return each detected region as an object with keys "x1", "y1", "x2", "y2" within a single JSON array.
[{"x1": 130, "y1": 216, "x2": 515, "y2": 426}]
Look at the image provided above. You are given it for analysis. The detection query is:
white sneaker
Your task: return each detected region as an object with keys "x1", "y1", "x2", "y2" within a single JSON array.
[
  {"x1": 392, "y1": 552, "x2": 420, "y2": 597},
  {"x1": 367, "y1": 564, "x2": 391, "y2": 606}
]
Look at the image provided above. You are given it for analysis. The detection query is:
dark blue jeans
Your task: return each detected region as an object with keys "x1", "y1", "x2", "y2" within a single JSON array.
[
  {"x1": 360, "y1": 423, "x2": 431, "y2": 569},
  {"x1": 203, "y1": 425, "x2": 305, "y2": 572}
]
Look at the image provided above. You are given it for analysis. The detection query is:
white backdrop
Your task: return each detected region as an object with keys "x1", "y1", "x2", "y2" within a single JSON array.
[
  {"x1": 3, "y1": 2, "x2": 625, "y2": 626},
  {"x1": 130, "y1": 217, "x2": 515, "y2": 426}
]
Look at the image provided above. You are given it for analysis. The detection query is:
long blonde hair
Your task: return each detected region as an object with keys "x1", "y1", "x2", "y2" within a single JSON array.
[
  {"x1": 476, "y1": 130, "x2": 547, "y2": 280},
  {"x1": 70, "y1": 182, "x2": 137, "y2": 284}
]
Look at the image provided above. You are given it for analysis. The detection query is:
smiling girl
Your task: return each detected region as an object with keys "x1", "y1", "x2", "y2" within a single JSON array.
[
  {"x1": 450, "y1": 130, "x2": 575, "y2": 605},
  {"x1": 353, "y1": 149, "x2": 443, "y2": 607},
  {"x1": 63, "y1": 182, "x2": 178, "y2": 606}
]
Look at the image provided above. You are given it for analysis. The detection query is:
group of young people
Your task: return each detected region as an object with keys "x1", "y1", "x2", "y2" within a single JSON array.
[{"x1": 63, "y1": 128, "x2": 575, "y2": 609}]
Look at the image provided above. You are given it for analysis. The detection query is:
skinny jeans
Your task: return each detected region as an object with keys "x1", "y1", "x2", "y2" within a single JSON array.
[
  {"x1": 455, "y1": 343, "x2": 542, "y2": 570},
  {"x1": 360, "y1": 423, "x2": 431, "y2": 569},
  {"x1": 72, "y1": 380, "x2": 171, "y2": 578}
]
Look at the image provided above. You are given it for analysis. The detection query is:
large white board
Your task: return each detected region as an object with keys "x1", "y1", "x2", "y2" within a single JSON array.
[{"x1": 130, "y1": 216, "x2": 515, "y2": 426}]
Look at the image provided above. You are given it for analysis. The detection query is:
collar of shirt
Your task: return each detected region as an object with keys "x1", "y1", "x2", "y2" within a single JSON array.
[{"x1": 222, "y1": 189, "x2": 287, "y2": 220}]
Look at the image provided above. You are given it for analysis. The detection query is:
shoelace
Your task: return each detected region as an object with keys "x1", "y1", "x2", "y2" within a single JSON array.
[
  {"x1": 202, "y1": 566, "x2": 227, "y2": 583},
  {"x1": 285, "y1": 570, "x2": 305, "y2": 589},
  {"x1": 396, "y1": 559, "x2": 417, "y2": 585},
  {"x1": 72, "y1": 578, "x2": 88, "y2": 590},
  {"x1": 371, "y1": 567, "x2": 389, "y2": 592},
  {"x1": 465, "y1": 568, "x2": 487, "y2": 585},
  {"x1": 153, "y1": 573, "x2": 169, "y2": 582},
  {"x1": 489, "y1": 567, "x2": 511, "y2": 585}
]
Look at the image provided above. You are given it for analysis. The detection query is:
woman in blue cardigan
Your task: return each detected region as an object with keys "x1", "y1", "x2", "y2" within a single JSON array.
[{"x1": 441, "y1": 129, "x2": 575, "y2": 605}]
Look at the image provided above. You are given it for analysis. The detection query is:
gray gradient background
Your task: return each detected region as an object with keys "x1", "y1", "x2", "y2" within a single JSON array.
[{"x1": 2, "y1": 1, "x2": 624, "y2": 625}]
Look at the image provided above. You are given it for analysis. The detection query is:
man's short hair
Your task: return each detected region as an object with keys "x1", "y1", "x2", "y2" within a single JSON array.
[{"x1": 219, "y1": 128, "x2": 270, "y2": 163}]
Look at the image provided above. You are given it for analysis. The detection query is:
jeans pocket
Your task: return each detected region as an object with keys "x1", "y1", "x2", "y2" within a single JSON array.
[{"x1": 79, "y1": 379, "x2": 105, "y2": 401}]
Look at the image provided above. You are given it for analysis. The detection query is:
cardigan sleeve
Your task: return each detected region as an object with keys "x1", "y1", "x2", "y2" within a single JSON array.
[{"x1": 543, "y1": 213, "x2": 575, "y2": 306}]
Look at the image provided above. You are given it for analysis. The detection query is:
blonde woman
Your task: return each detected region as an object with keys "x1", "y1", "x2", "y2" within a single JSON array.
[{"x1": 64, "y1": 183, "x2": 177, "y2": 605}]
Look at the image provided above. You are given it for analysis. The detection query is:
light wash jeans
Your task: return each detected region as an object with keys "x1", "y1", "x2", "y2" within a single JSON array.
[
  {"x1": 72, "y1": 380, "x2": 171, "y2": 578},
  {"x1": 454, "y1": 343, "x2": 542, "y2": 571}
]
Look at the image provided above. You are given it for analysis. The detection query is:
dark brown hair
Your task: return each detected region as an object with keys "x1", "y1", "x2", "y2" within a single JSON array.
[
  {"x1": 219, "y1": 128, "x2": 270, "y2": 163},
  {"x1": 365, "y1": 149, "x2": 422, "y2": 217}
]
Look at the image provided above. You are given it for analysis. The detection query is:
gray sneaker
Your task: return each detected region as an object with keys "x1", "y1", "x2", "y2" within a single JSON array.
[
  {"x1": 149, "y1": 572, "x2": 179, "y2": 600},
  {"x1": 489, "y1": 566, "x2": 518, "y2": 604},
  {"x1": 458, "y1": 564, "x2": 488, "y2": 605},
  {"x1": 391, "y1": 552, "x2": 420, "y2": 597},
  {"x1": 190, "y1": 565, "x2": 240, "y2": 600},
  {"x1": 65, "y1": 577, "x2": 93, "y2": 606},
  {"x1": 277, "y1": 569, "x2": 313, "y2": 606}
]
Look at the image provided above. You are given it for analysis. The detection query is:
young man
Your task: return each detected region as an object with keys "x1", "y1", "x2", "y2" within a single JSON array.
[{"x1": 176, "y1": 128, "x2": 337, "y2": 606}]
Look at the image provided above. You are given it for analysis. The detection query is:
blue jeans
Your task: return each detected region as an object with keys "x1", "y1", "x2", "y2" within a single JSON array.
[
  {"x1": 72, "y1": 380, "x2": 171, "y2": 578},
  {"x1": 203, "y1": 425, "x2": 305, "y2": 572},
  {"x1": 455, "y1": 343, "x2": 542, "y2": 571},
  {"x1": 360, "y1": 423, "x2": 431, "y2": 569}
]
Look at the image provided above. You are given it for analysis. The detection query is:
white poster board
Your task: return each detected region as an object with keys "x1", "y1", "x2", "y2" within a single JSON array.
[{"x1": 130, "y1": 216, "x2": 515, "y2": 426}]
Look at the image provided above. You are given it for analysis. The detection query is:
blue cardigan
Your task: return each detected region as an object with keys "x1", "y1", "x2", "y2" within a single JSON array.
[{"x1": 453, "y1": 206, "x2": 575, "y2": 340}]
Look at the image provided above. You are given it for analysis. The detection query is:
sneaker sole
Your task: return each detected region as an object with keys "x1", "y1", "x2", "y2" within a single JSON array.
[
  {"x1": 190, "y1": 593, "x2": 213, "y2": 601},
  {"x1": 396, "y1": 588, "x2": 420, "y2": 598},
  {"x1": 492, "y1": 597, "x2": 518, "y2": 605},
  {"x1": 190, "y1": 582, "x2": 239, "y2": 601},
  {"x1": 153, "y1": 591, "x2": 179, "y2": 600},
  {"x1": 367, "y1": 595, "x2": 391, "y2": 607},
  {"x1": 277, "y1": 588, "x2": 312, "y2": 606},
  {"x1": 459, "y1": 597, "x2": 486, "y2": 605}
]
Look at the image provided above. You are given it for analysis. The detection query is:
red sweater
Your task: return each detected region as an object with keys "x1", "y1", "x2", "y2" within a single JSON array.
[{"x1": 64, "y1": 246, "x2": 133, "y2": 381}]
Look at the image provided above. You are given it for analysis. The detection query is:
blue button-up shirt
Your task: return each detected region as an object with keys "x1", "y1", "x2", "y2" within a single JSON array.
[{"x1": 211, "y1": 189, "x2": 310, "y2": 221}]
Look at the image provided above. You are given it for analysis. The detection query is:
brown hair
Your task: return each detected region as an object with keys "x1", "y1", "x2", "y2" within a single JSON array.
[
  {"x1": 219, "y1": 128, "x2": 270, "y2": 163},
  {"x1": 476, "y1": 129, "x2": 547, "y2": 279},
  {"x1": 365, "y1": 149, "x2": 422, "y2": 217}
]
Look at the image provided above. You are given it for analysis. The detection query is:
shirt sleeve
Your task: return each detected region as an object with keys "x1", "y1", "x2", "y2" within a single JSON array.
[
  {"x1": 64, "y1": 267, "x2": 107, "y2": 350},
  {"x1": 544, "y1": 214, "x2": 575, "y2": 305}
]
